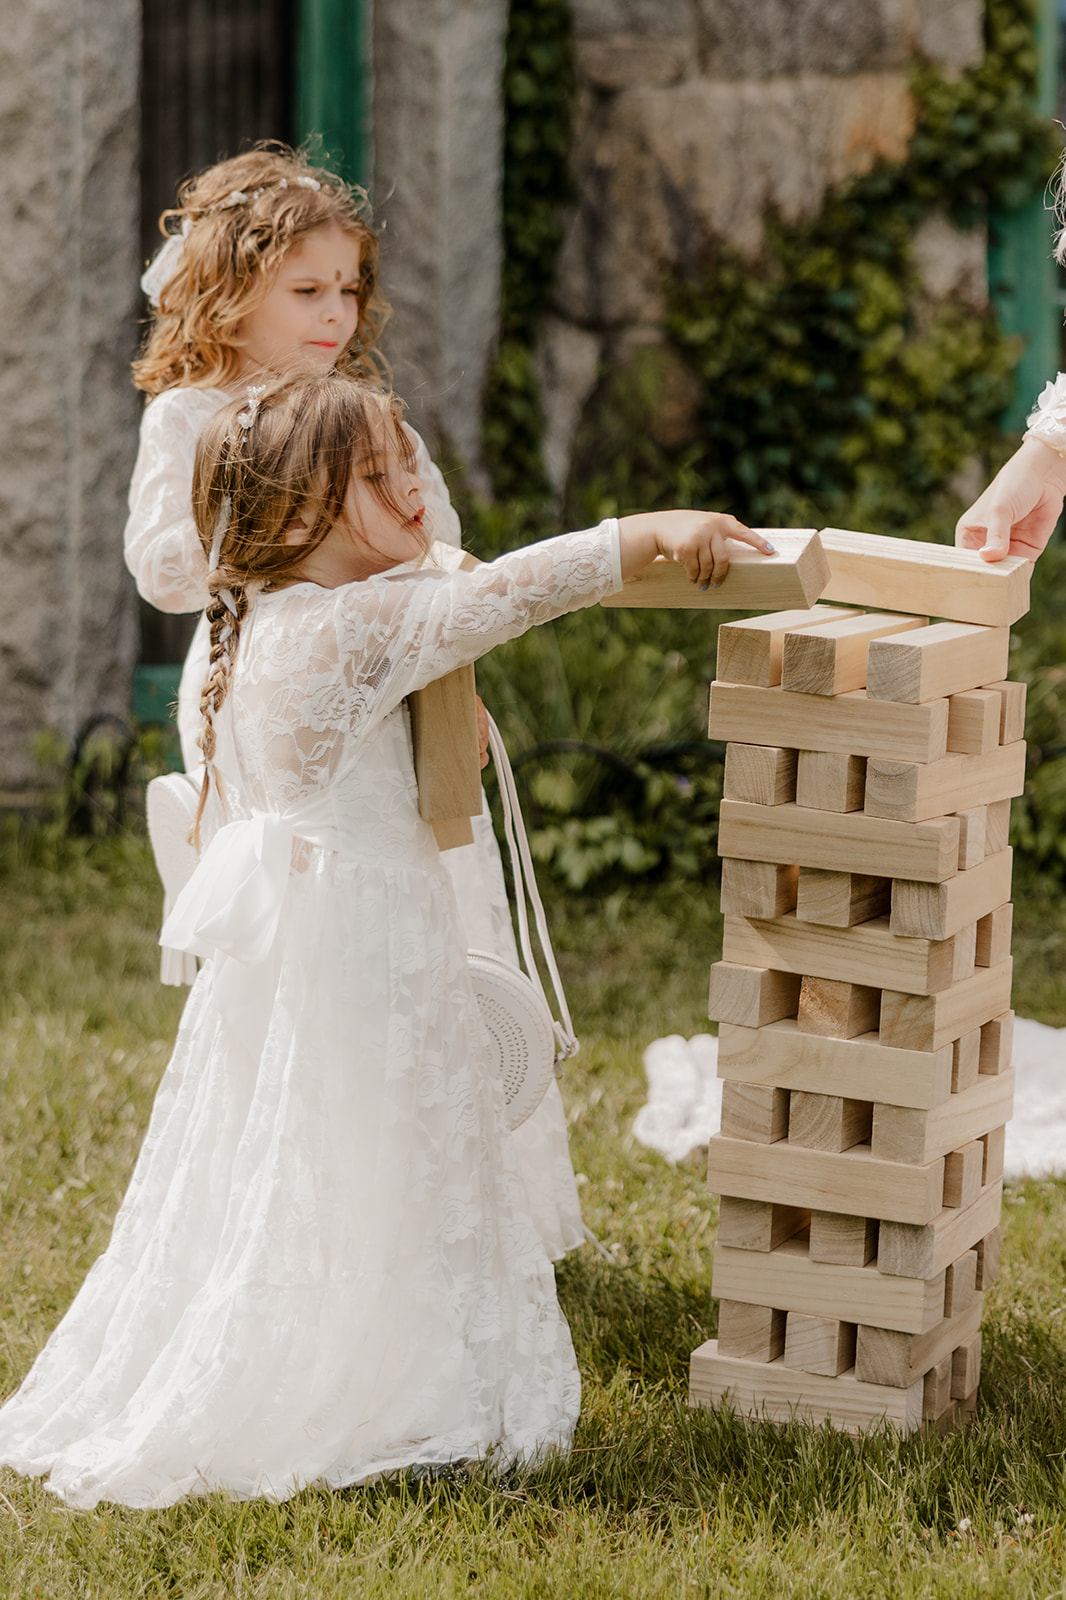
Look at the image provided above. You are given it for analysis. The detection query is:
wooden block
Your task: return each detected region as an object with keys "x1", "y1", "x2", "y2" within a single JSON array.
[
  {"x1": 864, "y1": 742, "x2": 1026, "y2": 825},
  {"x1": 985, "y1": 679, "x2": 1027, "y2": 744},
  {"x1": 943, "y1": 1250, "x2": 979, "y2": 1318},
  {"x1": 708, "y1": 684, "x2": 949, "y2": 764},
  {"x1": 956, "y1": 807, "x2": 987, "y2": 871},
  {"x1": 409, "y1": 664, "x2": 482, "y2": 831},
  {"x1": 795, "y1": 869, "x2": 890, "y2": 928},
  {"x1": 951, "y1": 922, "x2": 977, "y2": 984},
  {"x1": 984, "y1": 797, "x2": 1011, "y2": 854},
  {"x1": 715, "y1": 606, "x2": 862, "y2": 687},
  {"x1": 975, "y1": 903, "x2": 1013, "y2": 968},
  {"x1": 723, "y1": 913, "x2": 956, "y2": 996},
  {"x1": 797, "y1": 977, "x2": 881, "y2": 1039},
  {"x1": 717, "y1": 1020, "x2": 954, "y2": 1111},
  {"x1": 431, "y1": 816, "x2": 474, "y2": 849},
  {"x1": 795, "y1": 750, "x2": 867, "y2": 812},
  {"x1": 869, "y1": 1070, "x2": 1014, "y2": 1166},
  {"x1": 705, "y1": 1135, "x2": 945, "y2": 1225},
  {"x1": 789, "y1": 1092, "x2": 872, "y2": 1152},
  {"x1": 951, "y1": 1029, "x2": 981, "y2": 1094},
  {"x1": 809, "y1": 1211, "x2": 878, "y2": 1267},
  {"x1": 878, "y1": 959, "x2": 1013, "y2": 1053},
  {"x1": 981, "y1": 1126, "x2": 1006, "y2": 1186},
  {"x1": 719, "y1": 800, "x2": 960, "y2": 885},
  {"x1": 865, "y1": 622, "x2": 1010, "y2": 705},
  {"x1": 979, "y1": 1011, "x2": 1014, "y2": 1076},
  {"x1": 717, "y1": 1300, "x2": 786, "y2": 1362},
  {"x1": 720, "y1": 1082, "x2": 790, "y2": 1144},
  {"x1": 722, "y1": 744, "x2": 797, "y2": 806},
  {"x1": 708, "y1": 962, "x2": 800, "y2": 1027},
  {"x1": 975, "y1": 1225, "x2": 1001, "y2": 1290},
  {"x1": 946, "y1": 689, "x2": 1001, "y2": 756},
  {"x1": 951, "y1": 1331, "x2": 982, "y2": 1399},
  {"x1": 923, "y1": 1353, "x2": 954, "y2": 1420},
  {"x1": 716, "y1": 1196, "x2": 809, "y2": 1252},
  {"x1": 711, "y1": 1237, "x2": 945, "y2": 1333},
  {"x1": 942, "y1": 1142, "x2": 985, "y2": 1209},
  {"x1": 856, "y1": 1295, "x2": 982, "y2": 1389},
  {"x1": 784, "y1": 1313, "x2": 856, "y2": 1376},
  {"x1": 689, "y1": 1340, "x2": 926, "y2": 1433},
  {"x1": 781, "y1": 613, "x2": 928, "y2": 697},
  {"x1": 877, "y1": 1180, "x2": 1002, "y2": 1280},
  {"x1": 603, "y1": 530, "x2": 830, "y2": 610},
  {"x1": 817, "y1": 527, "x2": 1031, "y2": 627},
  {"x1": 720, "y1": 859, "x2": 798, "y2": 918},
  {"x1": 890, "y1": 849, "x2": 1013, "y2": 940}
]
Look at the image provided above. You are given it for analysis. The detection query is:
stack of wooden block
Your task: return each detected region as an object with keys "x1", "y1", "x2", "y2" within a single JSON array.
[{"x1": 689, "y1": 532, "x2": 1030, "y2": 1435}]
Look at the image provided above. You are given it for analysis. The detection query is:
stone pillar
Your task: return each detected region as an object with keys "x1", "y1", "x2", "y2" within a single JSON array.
[
  {"x1": 0, "y1": 0, "x2": 141, "y2": 796},
  {"x1": 373, "y1": 0, "x2": 508, "y2": 481}
]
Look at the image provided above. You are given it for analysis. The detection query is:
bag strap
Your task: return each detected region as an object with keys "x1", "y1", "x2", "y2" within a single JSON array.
[{"x1": 486, "y1": 714, "x2": 579, "y2": 1065}]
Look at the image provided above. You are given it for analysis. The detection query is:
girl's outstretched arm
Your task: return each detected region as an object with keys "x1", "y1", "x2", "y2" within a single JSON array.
[
  {"x1": 955, "y1": 436, "x2": 1066, "y2": 563},
  {"x1": 618, "y1": 510, "x2": 775, "y2": 587}
]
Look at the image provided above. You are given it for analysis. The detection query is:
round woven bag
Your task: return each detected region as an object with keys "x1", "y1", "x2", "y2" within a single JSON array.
[{"x1": 467, "y1": 948, "x2": 557, "y2": 1133}]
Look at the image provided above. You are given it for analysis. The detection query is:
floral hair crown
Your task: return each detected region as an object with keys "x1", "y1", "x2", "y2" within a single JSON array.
[{"x1": 140, "y1": 175, "x2": 327, "y2": 309}]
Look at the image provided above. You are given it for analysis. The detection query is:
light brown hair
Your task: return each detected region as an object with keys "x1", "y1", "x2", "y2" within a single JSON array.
[
  {"x1": 191, "y1": 369, "x2": 424, "y2": 838},
  {"x1": 134, "y1": 144, "x2": 388, "y2": 396}
]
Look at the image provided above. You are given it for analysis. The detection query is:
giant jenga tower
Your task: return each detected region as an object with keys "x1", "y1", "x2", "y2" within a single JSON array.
[{"x1": 685, "y1": 529, "x2": 1031, "y2": 1434}]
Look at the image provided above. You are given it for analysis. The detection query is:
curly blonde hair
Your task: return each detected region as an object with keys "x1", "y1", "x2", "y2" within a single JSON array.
[
  {"x1": 190, "y1": 369, "x2": 425, "y2": 838},
  {"x1": 134, "y1": 144, "x2": 389, "y2": 396}
]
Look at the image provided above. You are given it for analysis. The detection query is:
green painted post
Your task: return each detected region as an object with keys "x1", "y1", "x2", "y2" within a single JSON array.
[
  {"x1": 296, "y1": 0, "x2": 370, "y2": 186},
  {"x1": 988, "y1": 0, "x2": 1062, "y2": 430}
]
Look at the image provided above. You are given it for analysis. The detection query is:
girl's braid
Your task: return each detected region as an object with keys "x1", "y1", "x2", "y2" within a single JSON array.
[{"x1": 194, "y1": 569, "x2": 249, "y2": 846}]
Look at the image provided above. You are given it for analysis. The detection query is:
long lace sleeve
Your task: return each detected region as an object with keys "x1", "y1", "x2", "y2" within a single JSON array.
[{"x1": 124, "y1": 388, "x2": 226, "y2": 614}]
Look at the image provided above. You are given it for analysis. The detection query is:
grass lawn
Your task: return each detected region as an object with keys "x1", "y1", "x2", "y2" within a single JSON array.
[{"x1": 0, "y1": 830, "x2": 1065, "y2": 1598}]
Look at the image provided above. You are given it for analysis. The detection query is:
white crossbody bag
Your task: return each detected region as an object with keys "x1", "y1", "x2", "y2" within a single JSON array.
[{"x1": 468, "y1": 716, "x2": 580, "y2": 1132}]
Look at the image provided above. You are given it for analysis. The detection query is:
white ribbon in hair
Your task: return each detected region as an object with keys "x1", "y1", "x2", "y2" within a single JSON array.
[{"x1": 140, "y1": 220, "x2": 192, "y2": 309}]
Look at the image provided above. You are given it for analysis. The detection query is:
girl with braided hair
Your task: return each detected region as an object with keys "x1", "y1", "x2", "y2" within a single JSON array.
[
  {"x1": 0, "y1": 369, "x2": 769, "y2": 1506},
  {"x1": 124, "y1": 143, "x2": 585, "y2": 1262}
]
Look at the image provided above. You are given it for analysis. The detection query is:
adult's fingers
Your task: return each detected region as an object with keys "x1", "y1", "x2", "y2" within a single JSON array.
[{"x1": 977, "y1": 510, "x2": 1012, "y2": 562}]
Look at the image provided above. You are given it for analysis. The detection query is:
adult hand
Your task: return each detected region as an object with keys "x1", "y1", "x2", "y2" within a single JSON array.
[{"x1": 955, "y1": 436, "x2": 1066, "y2": 562}]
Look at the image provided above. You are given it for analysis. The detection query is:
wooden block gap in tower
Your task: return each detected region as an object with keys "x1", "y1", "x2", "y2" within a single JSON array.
[
  {"x1": 984, "y1": 797, "x2": 1012, "y2": 854},
  {"x1": 951, "y1": 1330, "x2": 982, "y2": 1399},
  {"x1": 716, "y1": 606, "x2": 862, "y2": 687},
  {"x1": 809, "y1": 1210, "x2": 878, "y2": 1267},
  {"x1": 979, "y1": 1011, "x2": 1014, "y2": 1076},
  {"x1": 783, "y1": 1313, "x2": 857, "y2": 1377},
  {"x1": 789, "y1": 1091, "x2": 872, "y2": 1152},
  {"x1": 943, "y1": 1141, "x2": 984, "y2": 1210},
  {"x1": 864, "y1": 622, "x2": 1010, "y2": 705},
  {"x1": 955, "y1": 807, "x2": 987, "y2": 871},
  {"x1": 951, "y1": 1029, "x2": 981, "y2": 1094},
  {"x1": 984, "y1": 679, "x2": 1027, "y2": 743},
  {"x1": 780, "y1": 613, "x2": 928, "y2": 698},
  {"x1": 981, "y1": 1126, "x2": 1006, "y2": 1186},
  {"x1": 975, "y1": 1226, "x2": 1001, "y2": 1290},
  {"x1": 975, "y1": 903, "x2": 1013, "y2": 968},
  {"x1": 943, "y1": 1250, "x2": 979, "y2": 1319},
  {"x1": 720, "y1": 1082, "x2": 790, "y2": 1144}
]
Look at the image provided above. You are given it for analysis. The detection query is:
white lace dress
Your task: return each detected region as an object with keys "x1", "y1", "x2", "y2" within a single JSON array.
[
  {"x1": 0, "y1": 525, "x2": 621, "y2": 1509},
  {"x1": 124, "y1": 387, "x2": 585, "y2": 1260}
]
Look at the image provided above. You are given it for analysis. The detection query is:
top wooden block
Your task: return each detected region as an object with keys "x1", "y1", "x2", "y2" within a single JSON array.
[
  {"x1": 602, "y1": 531, "x2": 829, "y2": 611},
  {"x1": 819, "y1": 529, "x2": 1031, "y2": 627}
]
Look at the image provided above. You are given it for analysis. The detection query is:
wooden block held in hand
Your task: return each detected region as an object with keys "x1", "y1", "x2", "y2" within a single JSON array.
[
  {"x1": 721, "y1": 859, "x2": 798, "y2": 918},
  {"x1": 605, "y1": 530, "x2": 829, "y2": 611},
  {"x1": 817, "y1": 527, "x2": 1031, "y2": 627},
  {"x1": 722, "y1": 743, "x2": 797, "y2": 806},
  {"x1": 809, "y1": 1210, "x2": 878, "y2": 1266},
  {"x1": 716, "y1": 607, "x2": 860, "y2": 687},
  {"x1": 979, "y1": 1011, "x2": 1014, "y2": 1076},
  {"x1": 716, "y1": 1196, "x2": 809, "y2": 1252},
  {"x1": 408, "y1": 663, "x2": 483, "y2": 839},
  {"x1": 951, "y1": 1029, "x2": 981, "y2": 1094},
  {"x1": 708, "y1": 962, "x2": 801, "y2": 1027},
  {"x1": 789, "y1": 1091, "x2": 872, "y2": 1152},
  {"x1": 975, "y1": 1226, "x2": 1001, "y2": 1290},
  {"x1": 798, "y1": 976, "x2": 881, "y2": 1039},
  {"x1": 981, "y1": 1126, "x2": 1006, "y2": 1186},
  {"x1": 985, "y1": 679, "x2": 1027, "y2": 744},
  {"x1": 946, "y1": 689, "x2": 1001, "y2": 755},
  {"x1": 923, "y1": 1353, "x2": 954, "y2": 1420},
  {"x1": 865, "y1": 622, "x2": 1010, "y2": 705},
  {"x1": 783, "y1": 1312, "x2": 856, "y2": 1376},
  {"x1": 795, "y1": 750, "x2": 868, "y2": 814},
  {"x1": 975, "y1": 903, "x2": 1013, "y2": 968},
  {"x1": 716, "y1": 1300, "x2": 786, "y2": 1362},
  {"x1": 781, "y1": 613, "x2": 927, "y2": 697},
  {"x1": 943, "y1": 1141, "x2": 984, "y2": 1209},
  {"x1": 956, "y1": 807, "x2": 987, "y2": 871},
  {"x1": 951, "y1": 1331, "x2": 982, "y2": 1399},
  {"x1": 864, "y1": 742, "x2": 1026, "y2": 825},
  {"x1": 795, "y1": 869, "x2": 890, "y2": 927},
  {"x1": 943, "y1": 1250, "x2": 978, "y2": 1318},
  {"x1": 720, "y1": 1082, "x2": 790, "y2": 1144}
]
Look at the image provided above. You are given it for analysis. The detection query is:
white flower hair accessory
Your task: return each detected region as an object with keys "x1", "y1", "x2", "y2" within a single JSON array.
[
  {"x1": 140, "y1": 219, "x2": 192, "y2": 309},
  {"x1": 236, "y1": 384, "x2": 267, "y2": 431},
  {"x1": 1025, "y1": 372, "x2": 1066, "y2": 456}
]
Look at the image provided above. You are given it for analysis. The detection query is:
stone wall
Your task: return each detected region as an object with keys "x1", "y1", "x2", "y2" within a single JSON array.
[
  {"x1": 538, "y1": 0, "x2": 987, "y2": 495},
  {"x1": 0, "y1": 0, "x2": 141, "y2": 793},
  {"x1": 374, "y1": 0, "x2": 509, "y2": 482}
]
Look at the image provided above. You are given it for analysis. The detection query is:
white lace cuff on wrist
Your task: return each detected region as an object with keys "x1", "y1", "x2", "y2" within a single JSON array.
[{"x1": 1025, "y1": 373, "x2": 1066, "y2": 452}]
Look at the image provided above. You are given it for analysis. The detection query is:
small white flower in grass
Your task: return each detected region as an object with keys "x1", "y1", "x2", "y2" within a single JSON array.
[{"x1": 956, "y1": 1517, "x2": 972, "y2": 1534}]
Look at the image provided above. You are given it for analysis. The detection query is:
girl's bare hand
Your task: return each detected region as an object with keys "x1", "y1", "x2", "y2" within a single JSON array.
[
  {"x1": 617, "y1": 510, "x2": 775, "y2": 586},
  {"x1": 955, "y1": 436, "x2": 1066, "y2": 563}
]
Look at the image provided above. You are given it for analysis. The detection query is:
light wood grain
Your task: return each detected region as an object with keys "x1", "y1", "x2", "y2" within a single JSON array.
[
  {"x1": 984, "y1": 679, "x2": 1027, "y2": 743},
  {"x1": 795, "y1": 750, "x2": 867, "y2": 812},
  {"x1": 889, "y1": 849, "x2": 1012, "y2": 940},
  {"x1": 878, "y1": 960, "x2": 1013, "y2": 1053},
  {"x1": 946, "y1": 688, "x2": 1001, "y2": 755},
  {"x1": 705, "y1": 1135, "x2": 945, "y2": 1225},
  {"x1": 809, "y1": 1211, "x2": 878, "y2": 1267},
  {"x1": 795, "y1": 869, "x2": 890, "y2": 927},
  {"x1": 855, "y1": 1295, "x2": 982, "y2": 1389},
  {"x1": 716, "y1": 606, "x2": 861, "y2": 687},
  {"x1": 717, "y1": 1300, "x2": 786, "y2": 1362},
  {"x1": 865, "y1": 622, "x2": 1010, "y2": 704},
  {"x1": 716, "y1": 1195, "x2": 809, "y2": 1252},
  {"x1": 877, "y1": 1180, "x2": 1002, "y2": 1279},
  {"x1": 975, "y1": 1225, "x2": 1001, "y2": 1290},
  {"x1": 720, "y1": 1082, "x2": 790, "y2": 1143},
  {"x1": 722, "y1": 744, "x2": 798, "y2": 806},
  {"x1": 716, "y1": 1020, "x2": 954, "y2": 1110},
  {"x1": 984, "y1": 797, "x2": 1012, "y2": 854},
  {"x1": 784, "y1": 1313, "x2": 856, "y2": 1376},
  {"x1": 719, "y1": 800, "x2": 960, "y2": 884},
  {"x1": 975, "y1": 902, "x2": 1013, "y2": 967},
  {"x1": 951, "y1": 1029, "x2": 981, "y2": 1094},
  {"x1": 409, "y1": 663, "x2": 482, "y2": 830},
  {"x1": 982, "y1": 1125, "x2": 1006, "y2": 1185},
  {"x1": 707, "y1": 962, "x2": 801, "y2": 1027},
  {"x1": 943, "y1": 1250, "x2": 978, "y2": 1319},
  {"x1": 781, "y1": 613, "x2": 927, "y2": 697},
  {"x1": 723, "y1": 912, "x2": 957, "y2": 995},
  {"x1": 978, "y1": 1011, "x2": 1014, "y2": 1076},
  {"x1": 869, "y1": 1070, "x2": 1015, "y2": 1165},
  {"x1": 923, "y1": 1353, "x2": 954, "y2": 1421},
  {"x1": 797, "y1": 976, "x2": 881, "y2": 1038},
  {"x1": 710, "y1": 1237, "x2": 946, "y2": 1333},
  {"x1": 951, "y1": 1331, "x2": 982, "y2": 1399},
  {"x1": 689, "y1": 1340, "x2": 926, "y2": 1432},
  {"x1": 955, "y1": 807, "x2": 987, "y2": 871},
  {"x1": 943, "y1": 1141, "x2": 984, "y2": 1209},
  {"x1": 709, "y1": 683, "x2": 949, "y2": 764},
  {"x1": 864, "y1": 742, "x2": 1026, "y2": 824},
  {"x1": 602, "y1": 530, "x2": 830, "y2": 610},
  {"x1": 720, "y1": 859, "x2": 799, "y2": 918},
  {"x1": 789, "y1": 1091, "x2": 872, "y2": 1152},
  {"x1": 817, "y1": 528, "x2": 1031, "y2": 627}
]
